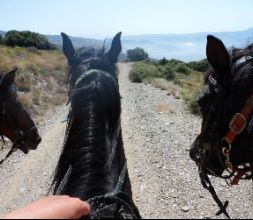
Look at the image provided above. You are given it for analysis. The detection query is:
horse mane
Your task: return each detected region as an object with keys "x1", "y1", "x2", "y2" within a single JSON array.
[
  {"x1": 53, "y1": 71, "x2": 121, "y2": 200},
  {"x1": 73, "y1": 47, "x2": 104, "y2": 64},
  {"x1": 230, "y1": 43, "x2": 253, "y2": 61}
]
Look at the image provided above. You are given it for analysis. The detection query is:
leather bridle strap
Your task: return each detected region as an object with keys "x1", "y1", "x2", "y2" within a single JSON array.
[
  {"x1": 0, "y1": 147, "x2": 17, "y2": 165},
  {"x1": 221, "y1": 93, "x2": 253, "y2": 185},
  {"x1": 225, "y1": 55, "x2": 253, "y2": 145},
  {"x1": 224, "y1": 93, "x2": 253, "y2": 145}
]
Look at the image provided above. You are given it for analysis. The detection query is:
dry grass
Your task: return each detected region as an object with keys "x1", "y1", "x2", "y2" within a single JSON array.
[
  {"x1": 155, "y1": 104, "x2": 170, "y2": 113},
  {"x1": 147, "y1": 72, "x2": 204, "y2": 114},
  {"x1": 18, "y1": 93, "x2": 33, "y2": 109},
  {"x1": 0, "y1": 45, "x2": 68, "y2": 119},
  {"x1": 148, "y1": 78, "x2": 181, "y2": 99}
]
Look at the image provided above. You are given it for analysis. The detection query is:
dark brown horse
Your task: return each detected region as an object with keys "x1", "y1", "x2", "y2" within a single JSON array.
[
  {"x1": 52, "y1": 32, "x2": 140, "y2": 219},
  {"x1": 0, "y1": 68, "x2": 41, "y2": 161},
  {"x1": 190, "y1": 35, "x2": 253, "y2": 218}
]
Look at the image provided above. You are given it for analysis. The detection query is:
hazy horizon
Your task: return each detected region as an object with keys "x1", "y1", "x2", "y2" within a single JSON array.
[{"x1": 1, "y1": 27, "x2": 253, "y2": 40}]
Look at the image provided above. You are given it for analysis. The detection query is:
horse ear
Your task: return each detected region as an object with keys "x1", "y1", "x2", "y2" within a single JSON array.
[
  {"x1": 107, "y1": 32, "x2": 122, "y2": 63},
  {"x1": 2, "y1": 68, "x2": 17, "y2": 89},
  {"x1": 206, "y1": 35, "x2": 231, "y2": 78},
  {"x1": 61, "y1": 32, "x2": 75, "y2": 64}
]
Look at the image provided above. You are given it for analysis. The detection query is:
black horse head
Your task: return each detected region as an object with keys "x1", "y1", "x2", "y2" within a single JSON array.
[
  {"x1": 190, "y1": 35, "x2": 253, "y2": 176},
  {"x1": 0, "y1": 69, "x2": 41, "y2": 154},
  {"x1": 53, "y1": 33, "x2": 140, "y2": 219},
  {"x1": 61, "y1": 32, "x2": 122, "y2": 87}
]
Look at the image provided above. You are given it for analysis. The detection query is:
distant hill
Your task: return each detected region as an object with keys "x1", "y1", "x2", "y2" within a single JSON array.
[
  {"x1": 121, "y1": 28, "x2": 253, "y2": 61},
  {"x1": 45, "y1": 28, "x2": 253, "y2": 62},
  {"x1": 47, "y1": 34, "x2": 103, "y2": 49},
  {"x1": 1, "y1": 28, "x2": 253, "y2": 61},
  {"x1": 0, "y1": 31, "x2": 5, "y2": 37}
]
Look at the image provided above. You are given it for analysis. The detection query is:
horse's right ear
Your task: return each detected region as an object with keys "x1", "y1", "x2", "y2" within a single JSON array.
[
  {"x1": 1, "y1": 68, "x2": 17, "y2": 89},
  {"x1": 61, "y1": 32, "x2": 75, "y2": 65},
  {"x1": 206, "y1": 35, "x2": 231, "y2": 79}
]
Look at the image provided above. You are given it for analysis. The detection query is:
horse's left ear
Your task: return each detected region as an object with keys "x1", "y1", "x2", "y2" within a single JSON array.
[
  {"x1": 2, "y1": 68, "x2": 17, "y2": 89},
  {"x1": 206, "y1": 35, "x2": 231, "y2": 78},
  {"x1": 107, "y1": 32, "x2": 122, "y2": 63},
  {"x1": 61, "y1": 32, "x2": 75, "y2": 65}
]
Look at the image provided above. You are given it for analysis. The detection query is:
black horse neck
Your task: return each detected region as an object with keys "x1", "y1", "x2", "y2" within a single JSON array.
[{"x1": 54, "y1": 70, "x2": 122, "y2": 201}]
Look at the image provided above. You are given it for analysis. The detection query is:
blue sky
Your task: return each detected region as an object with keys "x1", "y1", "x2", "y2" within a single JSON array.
[{"x1": 1, "y1": 0, "x2": 253, "y2": 38}]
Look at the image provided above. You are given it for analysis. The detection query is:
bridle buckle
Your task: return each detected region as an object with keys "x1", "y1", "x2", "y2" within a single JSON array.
[{"x1": 229, "y1": 113, "x2": 247, "y2": 135}]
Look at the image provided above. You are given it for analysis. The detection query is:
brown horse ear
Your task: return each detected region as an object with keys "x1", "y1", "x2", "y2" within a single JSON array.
[
  {"x1": 107, "y1": 32, "x2": 122, "y2": 63},
  {"x1": 2, "y1": 68, "x2": 17, "y2": 89},
  {"x1": 61, "y1": 32, "x2": 75, "y2": 65},
  {"x1": 206, "y1": 35, "x2": 231, "y2": 78}
]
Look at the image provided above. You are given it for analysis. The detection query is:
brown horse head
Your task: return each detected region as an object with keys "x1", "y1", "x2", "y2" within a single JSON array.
[
  {"x1": 0, "y1": 69, "x2": 41, "y2": 154},
  {"x1": 190, "y1": 35, "x2": 253, "y2": 177}
]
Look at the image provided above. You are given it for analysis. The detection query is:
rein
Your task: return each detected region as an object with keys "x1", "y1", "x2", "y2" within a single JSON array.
[
  {"x1": 55, "y1": 163, "x2": 141, "y2": 219},
  {"x1": 86, "y1": 163, "x2": 141, "y2": 219},
  {"x1": 0, "y1": 126, "x2": 38, "y2": 165}
]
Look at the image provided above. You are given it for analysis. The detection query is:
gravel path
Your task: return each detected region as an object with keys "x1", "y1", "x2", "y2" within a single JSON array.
[
  {"x1": 119, "y1": 63, "x2": 253, "y2": 219},
  {"x1": 0, "y1": 63, "x2": 252, "y2": 219}
]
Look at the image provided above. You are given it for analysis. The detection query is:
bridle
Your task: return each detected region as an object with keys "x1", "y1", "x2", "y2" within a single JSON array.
[
  {"x1": 85, "y1": 163, "x2": 141, "y2": 219},
  {"x1": 195, "y1": 55, "x2": 253, "y2": 219},
  {"x1": 56, "y1": 163, "x2": 141, "y2": 219},
  {"x1": 0, "y1": 98, "x2": 38, "y2": 165}
]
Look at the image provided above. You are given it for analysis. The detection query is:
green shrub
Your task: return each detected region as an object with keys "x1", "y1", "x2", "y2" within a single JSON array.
[
  {"x1": 3, "y1": 30, "x2": 57, "y2": 50},
  {"x1": 127, "y1": 47, "x2": 149, "y2": 61},
  {"x1": 168, "y1": 59, "x2": 185, "y2": 67},
  {"x1": 159, "y1": 57, "x2": 170, "y2": 65},
  {"x1": 187, "y1": 87, "x2": 207, "y2": 114},
  {"x1": 172, "y1": 72, "x2": 184, "y2": 86},
  {"x1": 164, "y1": 66, "x2": 176, "y2": 80},
  {"x1": 187, "y1": 59, "x2": 209, "y2": 72},
  {"x1": 129, "y1": 62, "x2": 159, "y2": 83},
  {"x1": 174, "y1": 63, "x2": 191, "y2": 75}
]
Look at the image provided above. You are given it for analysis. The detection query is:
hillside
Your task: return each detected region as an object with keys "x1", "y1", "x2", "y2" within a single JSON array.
[
  {"x1": 0, "y1": 45, "x2": 68, "y2": 122},
  {"x1": 0, "y1": 31, "x2": 5, "y2": 37},
  {"x1": 48, "y1": 28, "x2": 253, "y2": 62},
  {"x1": 47, "y1": 34, "x2": 103, "y2": 49},
  {"x1": 2, "y1": 28, "x2": 253, "y2": 61}
]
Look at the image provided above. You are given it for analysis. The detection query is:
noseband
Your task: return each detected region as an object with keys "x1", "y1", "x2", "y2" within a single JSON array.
[{"x1": 0, "y1": 99, "x2": 37, "y2": 165}]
